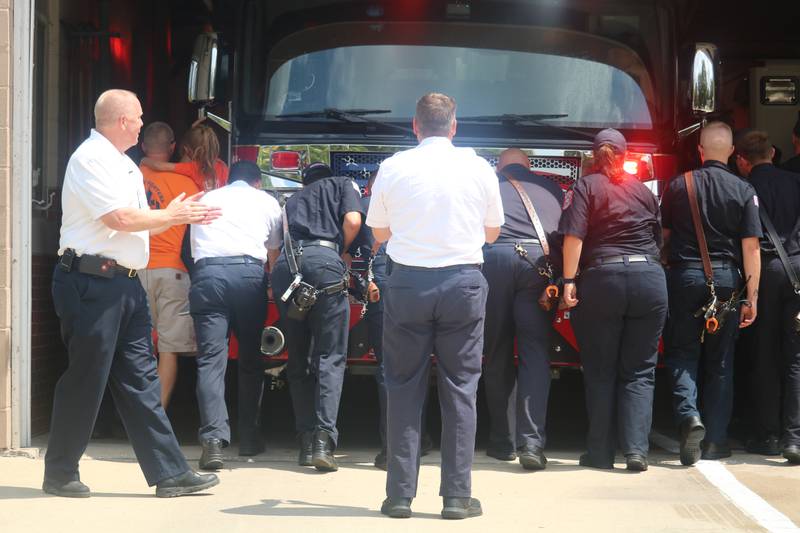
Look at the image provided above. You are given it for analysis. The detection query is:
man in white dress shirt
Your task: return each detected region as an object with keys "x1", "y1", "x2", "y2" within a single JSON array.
[
  {"x1": 368, "y1": 93, "x2": 504, "y2": 520},
  {"x1": 189, "y1": 160, "x2": 283, "y2": 469},
  {"x1": 45, "y1": 89, "x2": 220, "y2": 498}
]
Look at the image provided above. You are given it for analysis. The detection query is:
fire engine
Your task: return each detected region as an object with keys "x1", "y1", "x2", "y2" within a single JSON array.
[{"x1": 187, "y1": 0, "x2": 721, "y2": 371}]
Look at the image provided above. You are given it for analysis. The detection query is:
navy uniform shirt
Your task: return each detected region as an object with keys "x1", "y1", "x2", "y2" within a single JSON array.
[
  {"x1": 661, "y1": 160, "x2": 762, "y2": 265},
  {"x1": 285, "y1": 176, "x2": 364, "y2": 248},
  {"x1": 782, "y1": 154, "x2": 800, "y2": 174},
  {"x1": 559, "y1": 171, "x2": 661, "y2": 267},
  {"x1": 348, "y1": 194, "x2": 386, "y2": 258},
  {"x1": 748, "y1": 163, "x2": 800, "y2": 256},
  {"x1": 496, "y1": 163, "x2": 564, "y2": 244}
]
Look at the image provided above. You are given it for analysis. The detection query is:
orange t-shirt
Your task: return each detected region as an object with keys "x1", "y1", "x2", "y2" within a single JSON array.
[
  {"x1": 141, "y1": 166, "x2": 201, "y2": 271},
  {"x1": 173, "y1": 159, "x2": 229, "y2": 191}
]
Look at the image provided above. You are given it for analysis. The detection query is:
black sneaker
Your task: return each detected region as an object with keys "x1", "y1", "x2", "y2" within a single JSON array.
[
  {"x1": 442, "y1": 497, "x2": 483, "y2": 520},
  {"x1": 200, "y1": 438, "x2": 224, "y2": 471},
  {"x1": 380, "y1": 497, "x2": 412, "y2": 518},
  {"x1": 42, "y1": 478, "x2": 90, "y2": 498},
  {"x1": 155, "y1": 470, "x2": 219, "y2": 498}
]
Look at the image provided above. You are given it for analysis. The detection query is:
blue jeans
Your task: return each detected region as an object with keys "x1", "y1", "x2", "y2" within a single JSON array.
[{"x1": 663, "y1": 264, "x2": 742, "y2": 444}]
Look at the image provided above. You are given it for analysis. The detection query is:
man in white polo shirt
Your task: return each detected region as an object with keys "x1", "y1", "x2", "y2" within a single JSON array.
[
  {"x1": 368, "y1": 93, "x2": 504, "y2": 520},
  {"x1": 45, "y1": 89, "x2": 220, "y2": 498},
  {"x1": 189, "y1": 161, "x2": 283, "y2": 469}
]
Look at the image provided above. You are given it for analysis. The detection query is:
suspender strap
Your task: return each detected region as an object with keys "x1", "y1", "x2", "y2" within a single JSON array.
[
  {"x1": 282, "y1": 207, "x2": 300, "y2": 276},
  {"x1": 760, "y1": 207, "x2": 800, "y2": 295},
  {"x1": 683, "y1": 170, "x2": 714, "y2": 285},
  {"x1": 502, "y1": 172, "x2": 551, "y2": 258}
]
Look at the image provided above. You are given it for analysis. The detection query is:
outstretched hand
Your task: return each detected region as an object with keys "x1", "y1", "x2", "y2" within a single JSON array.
[{"x1": 166, "y1": 191, "x2": 222, "y2": 225}]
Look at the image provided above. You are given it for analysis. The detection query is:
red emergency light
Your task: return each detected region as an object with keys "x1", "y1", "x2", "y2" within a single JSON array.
[
  {"x1": 623, "y1": 153, "x2": 654, "y2": 181},
  {"x1": 271, "y1": 151, "x2": 301, "y2": 170},
  {"x1": 233, "y1": 145, "x2": 259, "y2": 163}
]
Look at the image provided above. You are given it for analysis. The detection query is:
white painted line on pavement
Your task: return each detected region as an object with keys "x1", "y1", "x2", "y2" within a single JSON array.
[
  {"x1": 649, "y1": 431, "x2": 798, "y2": 532},
  {"x1": 696, "y1": 460, "x2": 800, "y2": 533}
]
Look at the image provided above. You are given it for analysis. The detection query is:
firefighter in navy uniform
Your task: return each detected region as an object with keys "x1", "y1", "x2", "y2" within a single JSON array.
[
  {"x1": 344, "y1": 172, "x2": 389, "y2": 468},
  {"x1": 735, "y1": 130, "x2": 800, "y2": 464},
  {"x1": 482, "y1": 148, "x2": 564, "y2": 470},
  {"x1": 270, "y1": 163, "x2": 364, "y2": 472},
  {"x1": 559, "y1": 129, "x2": 667, "y2": 471},
  {"x1": 661, "y1": 121, "x2": 761, "y2": 465}
]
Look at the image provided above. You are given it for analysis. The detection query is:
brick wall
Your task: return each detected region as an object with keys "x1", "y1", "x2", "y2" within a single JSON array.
[
  {"x1": 0, "y1": 0, "x2": 12, "y2": 449},
  {"x1": 30, "y1": 254, "x2": 66, "y2": 436}
]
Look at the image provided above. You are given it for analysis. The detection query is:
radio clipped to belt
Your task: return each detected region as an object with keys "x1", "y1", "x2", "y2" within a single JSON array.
[
  {"x1": 503, "y1": 171, "x2": 559, "y2": 311},
  {"x1": 684, "y1": 171, "x2": 750, "y2": 339},
  {"x1": 280, "y1": 207, "x2": 347, "y2": 321}
]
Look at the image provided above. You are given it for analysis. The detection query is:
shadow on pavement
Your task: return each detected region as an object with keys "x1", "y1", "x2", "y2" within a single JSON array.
[{"x1": 221, "y1": 498, "x2": 443, "y2": 519}]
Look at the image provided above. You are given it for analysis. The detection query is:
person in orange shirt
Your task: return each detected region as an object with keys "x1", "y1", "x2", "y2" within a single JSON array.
[
  {"x1": 139, "y1": 121, "x2": 202, "y2": 408},
  {"x1": 142, "y1": 123, "x2": 229, "y2": 191}
]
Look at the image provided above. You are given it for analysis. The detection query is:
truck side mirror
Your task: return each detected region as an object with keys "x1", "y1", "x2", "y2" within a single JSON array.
[
  {"x1": 188, "y1": 33, "x2": 219, "y2": 103},
  {"x1": 691, "y1": 43, "x2": 719, "y2": 114}
]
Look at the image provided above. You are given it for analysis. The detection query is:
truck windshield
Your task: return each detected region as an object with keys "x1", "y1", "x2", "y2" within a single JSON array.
[{"x1": 239, "y1": 1, "x2": 669, "y2": 134}]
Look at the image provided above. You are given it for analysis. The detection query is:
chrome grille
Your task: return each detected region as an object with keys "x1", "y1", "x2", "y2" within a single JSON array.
[{"x1": 330, "y1": 151, "x2": 580, "y2": 189}]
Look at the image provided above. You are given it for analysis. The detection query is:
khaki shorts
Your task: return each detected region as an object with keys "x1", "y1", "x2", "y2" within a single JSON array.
[{"x1": 139, "y1": 268, "x2": 197, "y2": 353}]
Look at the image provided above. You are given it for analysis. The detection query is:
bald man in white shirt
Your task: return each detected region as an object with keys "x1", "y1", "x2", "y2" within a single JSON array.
[
  {"x1": 368, "y1": 93, "x2": 504, "y2": 520},
  {"x1": 45, "y1": 89, "x2": 220, "y2": 498}
]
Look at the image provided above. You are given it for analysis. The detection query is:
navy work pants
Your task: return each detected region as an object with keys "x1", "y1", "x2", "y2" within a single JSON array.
[
  {"x1": 45, "y1": 267, "x2": 189, "y2": 486},
  {"x1": 271, "y1": 246, "x2": 350, "y2": 445},
  {"x1": 189, "y1": 261, "x2": 268, "y2": 445},
  {"x1": 752, "y1": 255, "x2": 800, "y2": 445},
  {"x1": 571, "y1": 261, "x2": 667, "y2": 460},
  {"x1": 364, "y1": 255, "x2": 388, "y2": 447},
  {"x1": 384, "y1": 264, "x2": 488, "y2": 499},
  {"x1": 664, "y1": 264, "x2": 741, "y2": 444},
  {"x1": 482, "y1": 243, "x2": 553, "y2": 453}
]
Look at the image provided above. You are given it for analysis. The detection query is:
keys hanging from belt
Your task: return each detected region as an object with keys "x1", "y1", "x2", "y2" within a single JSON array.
[
  {"x1": 514, "y1": 243, "x2": 559, "y2": 311},
  {"x1": 694, "y1": 276, "x2": 751, "y2": 341}
]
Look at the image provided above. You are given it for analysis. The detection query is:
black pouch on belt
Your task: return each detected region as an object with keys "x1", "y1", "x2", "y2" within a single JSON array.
[
  {"x1": 286, "y1": 281, "x2": 318, "y2": 321},
  {"x1": 78, "y1": 254, "x2": 117, "y2": 279}
]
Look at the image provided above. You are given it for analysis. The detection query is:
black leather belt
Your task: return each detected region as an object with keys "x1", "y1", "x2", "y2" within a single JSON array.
[
  {"x1": 589, "y1": 254, "x2": 660, "y2": 266},
  {"x1": 672, "y1": 259, "x2": 735, "y2": 270},
  {"x1": 490, "y1": 238, "x2": 541, "y2": 246},
  {"x1": 195, "y1": 255, "x2": 264, "y2": 267},
  {"x1": 393, "y1": 262, "x2": 481, "y2": 272},
  {"x1": 296, "y1": 239, "x2": 339, "y2": 253}
]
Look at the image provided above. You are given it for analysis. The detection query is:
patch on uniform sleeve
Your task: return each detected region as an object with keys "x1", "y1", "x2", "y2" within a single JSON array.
[
  {"x1": 351, "y1": 180, "x2": 362, "y2": 197},
  {"x1": 753, "y1": 195, "x2": 759, "y2": 207}
]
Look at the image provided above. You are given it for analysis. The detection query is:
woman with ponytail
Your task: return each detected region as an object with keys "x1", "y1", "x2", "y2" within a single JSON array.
[
  {"x1": 558, "y1": 128, "x2": 667, "y2": 472},
  {"x1": 142, "y1": 124, "x2": 229, "y2": 191}
]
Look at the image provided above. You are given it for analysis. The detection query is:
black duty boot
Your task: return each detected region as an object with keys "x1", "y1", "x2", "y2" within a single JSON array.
[
  {"x1": 441, "y1": 497, "x2": 483, "y2": 520},
  {"x1": 199, "y1": 438, "x2": 224, "y2": 471},
  {"x1": 298, "y1": 432, "x2": 314, "y2": 466},
  {"x1": 518, "y1": 447, "x2": 547, "y2": 471},
  {"x1": 312, "y1": 430, "x2": 338, "y2": 472},
  {"x1": 579, "y1": 452, "x2": 614, "y2": 470},
  {"x1": 679, "y1": 416, "x2": 705, "y2": 466},
  {"x1": 486, "y1": 446, "x2": 516, "y2": 461},
  {"x1": 625, "y1": 454, "x2": 648, "y2": 472},
  {"x1": 783, "y1": 444, "x2": 800, "y2": 464},
  {"x1": 745, "y1": 435, "x2": 781, "y2": 456},
  {"x1": 374, "y1": 448, "x2": 388, "y2": 470},
  {"x1": 701, "y1": 441, "x2": 732, "y2": 460},
  {"x1": 381, "y1": 497, "x2": 413, "y2": 518},
  {"x1": 238, "y1": 435, "x2": 265, "y2": 457},
  {"x1": 155, "y1": 470, "x2": 219, "y2": 498},
  {"x1": 42, "y1": 479, "x2": 90, "y2": 498}
]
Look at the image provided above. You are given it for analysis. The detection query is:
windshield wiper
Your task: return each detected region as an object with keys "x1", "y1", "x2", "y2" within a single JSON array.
[
  {"x1": 458, "y1": 113, "x2": 595, "y2": 140},
  {"x1": 276, "y1": 108, "x2": 414, "y2": 136}
]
